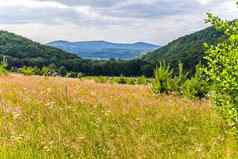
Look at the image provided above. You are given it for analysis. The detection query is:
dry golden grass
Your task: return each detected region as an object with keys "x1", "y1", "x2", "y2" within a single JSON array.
[
  {"x1": 0, "y1": 74, "x2": 208, "y2": 108},
  {"x1": 0, "y1": 74, "x2": 237, "y2": 158}
]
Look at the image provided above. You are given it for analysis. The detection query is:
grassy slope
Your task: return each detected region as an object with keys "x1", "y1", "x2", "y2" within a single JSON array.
[{"x1": 0, "y1": 74, "x2": 237, "y2": 158}]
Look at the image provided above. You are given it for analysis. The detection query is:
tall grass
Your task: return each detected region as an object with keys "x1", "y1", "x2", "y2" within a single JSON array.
[{"x1": 0, "y1": 74, "x2": 237, "y2": 158}]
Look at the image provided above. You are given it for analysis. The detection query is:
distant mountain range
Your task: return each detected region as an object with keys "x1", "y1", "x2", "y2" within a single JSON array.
[{"x1": 47, "y1": 40, "x2": 160, "y2": 60}]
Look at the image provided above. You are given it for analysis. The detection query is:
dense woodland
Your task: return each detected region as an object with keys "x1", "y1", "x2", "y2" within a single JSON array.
[
  {"x1": 143, "y1": 26, "x2": 225, "y2": 70},
  {"x1": 0, "y1": 25, "x2": 225, "y2": 77}
]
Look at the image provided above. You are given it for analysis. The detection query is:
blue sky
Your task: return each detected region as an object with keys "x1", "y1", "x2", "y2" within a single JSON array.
[{"x1": 0, "y1": 0, "x2": 237, "y2": 45}]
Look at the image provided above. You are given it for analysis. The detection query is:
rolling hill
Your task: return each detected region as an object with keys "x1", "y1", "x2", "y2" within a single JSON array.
[
  {"x1": 0, "y1": 26, "x2": 227, "y2": 77},
  {"x1": 0, "y1": 31, "x2": 83, "y2": 71},
  {"x1": 143, "y1": 26, "x2": 225, "y2": 71},
  {"x1": 0, "y1": 31, "x2": 150, "y2": 76},
  {"x1": 47, "y1": 40, "x2": 159, "y2": 60}
]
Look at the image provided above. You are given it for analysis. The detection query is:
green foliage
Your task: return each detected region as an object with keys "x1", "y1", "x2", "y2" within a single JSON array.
[
  {"x1": 18, "y1": 66, "x2": 53, "y2": 76},
  {"x1": 94, "y1": 76, "x2": 108, "y2": 83},
  {"x1": 183, "y1": 65, "x2": 209, "y2": 99},
  {"x1": 204, "y1": 7, "x2": 238, "y2": 133},
  {"x1": 137, "y1": 75, "x2": 148, "y2": 85},
  {"x1": 90, "y1": 76, "x2": 151, "y2": 86},
  {"x1": 152, "y1": 62, "x2": 173, "y2": 94},
  {"x1": 0, "y1": 56, "x2": 8, "y2": 76},
  {"x1": 143, "y1": 24, "x2": 225, "y2": 72},
  {"x1": 174, "y1": 63, "x2": 189, "y2": 94},
  {"x1": 151, "y1": 62, "x2": 209, "y2": 99},
  {"x1": 76, "y1": 72, "x2": 84, "y2": 79},
  {"x1": 115, "y1": 75, "x2": 128, "y2": 84},
  {"x1": 41, "y1": 66, "x2": 54, "y2": 76},
  {"x1": 0, "y1": 31, "x2": 154, "y2": 77},
  {"x1": 65, "y1": 72, "x2": 81, "y2": 78},
  {"x1": 19, "y1": 66, "x2": 35, "y2": 76},
  {"x1": 0, "y1": 64, "x2": 7, "y2": 76},
  {"x1": 0, "y1": 29, "x2": 225, "y2": 77}
]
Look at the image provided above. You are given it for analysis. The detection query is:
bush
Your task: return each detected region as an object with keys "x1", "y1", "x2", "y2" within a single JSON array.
[
  {"x1": 0, "y1": 56, "x2": 8, "y2": 76},
  {"x1": 152, "y1": 62, "x2": 173, "y2": 94},
  {"x1": 174, "y1": 63, "x2": 189, "y2": 94},
  {"x1": 115, "y1": 75, "x2": 128, "y2": 84},
  {"x1": 18, "y1": 66, "x2": 55, "y2": 76},
  {"x1": 151, "y1": 62, "x2": 209, "y2": 99},
  {"x1": 183, "y1": 65, "x2": 209, "y2": 99},
  {"x1": 204, "y1": 10, "x2": 238, "y2": 134},
  {"x1": 19, "y1": 66, "x2": 35, "y2": 76},
  {"x1": 95, "y1": 76, "x2": 109, "y2": 83},
  {"x1": 41, "y1": 66, "x2": 55, "y2": 76},
  {"x1": 183, "y1": 78, "x2": 208, "y2": 99},
  {"x1": 127, "y1": 78, "x2": 137, "y2": 85},
  {"x1": 137, "y1": 76, "x2": 148, "y2": 85},
  {"x1": 65, "y1": 72, "x2": 83, "y2": 78},
  {"x1": 77, "y1": 73, "x2": 84, "y2": 79},
  {"x1": 0, "y1": 64, "x2": 7, "y2": 76}
]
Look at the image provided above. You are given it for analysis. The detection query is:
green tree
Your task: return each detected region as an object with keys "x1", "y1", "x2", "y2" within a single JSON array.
[
  {"x1": 152, "y1": 62, "x2": 173, "y2": 94},
  {"x1": 204, "y1": 1, "x2": 238, "y2": 133}
]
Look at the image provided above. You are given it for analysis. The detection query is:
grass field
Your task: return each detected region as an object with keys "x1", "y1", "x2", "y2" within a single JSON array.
[{"x1": 0, "y1": 74, "x2": 237, "y2": 158}]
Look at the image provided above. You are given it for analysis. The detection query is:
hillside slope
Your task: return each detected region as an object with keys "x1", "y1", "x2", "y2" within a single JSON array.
[
  {"x1": 143, "y1": 27, "x2": 225, "y2": 70},
  {"x1": 47, "y1": 40, "x2": 159, "y2": 60},
  {"x1": 0, "y1": 31, "x2": 82, "y2": 70}
]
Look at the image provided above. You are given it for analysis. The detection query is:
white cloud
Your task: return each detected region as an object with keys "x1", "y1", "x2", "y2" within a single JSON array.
[
  {"x1": 195, "y1": 0, "x2": 215, "y2": 5},
  {"x1": 0, "y1": 0, "x2": 237, "y2": 45},
  {"x1": 0, "y1": 0, "x2": 67, "y2": 8}
]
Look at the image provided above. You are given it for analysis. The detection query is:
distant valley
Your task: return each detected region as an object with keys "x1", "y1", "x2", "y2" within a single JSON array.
[
  {"x1": 47, "y1": 40, "x2": 160, "y2": 60},
  {"x1": 0, "y1": 24, "x2": 225, "y2": 76}
]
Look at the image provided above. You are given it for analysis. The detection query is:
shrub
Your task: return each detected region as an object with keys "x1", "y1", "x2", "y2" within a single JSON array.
[
  {"x1": 0, "y1": 64, "x2": 7, "y2": 76},
  {"x1": 77, "y1": 73, "x2": 84, "y2": 79},
  {"x1": 152, "y1": 62, "x2": 173, "y2": 94},
  {"x1": 65, "y1": 72, "x2": 81, "y2": 78},
  {"x1": 0, "y1": 56, "x2": 8, "y2": 76},
  {"x1": 127, "y1": 78, "x2": 137, "y2": 85},
  {"x1": 41, "y1": 66, "x2": 55, "y2": 76},
  {"x1": 183, "y1": 65, "x2": 209, "y2": 99},
  {"x1": 32, "y1": 67, "x2": 41, "y2": 75},
  {"x1": 137, "y1": 76, "x2": 148, "y2": 85},
  {"x1": 174, "y1": 63, "x2": 189, "y2": 94},
  {"x1": 58, "y1": 66, "x2": 67, "y2": 76},
  {"x1": 19, "y1": 66, "x2": 35, "y2": 76},
  {"x1": 95, "y1": 76, "x2": 108, "y2": 83},
  {"x1": 204, "y1": 11, "x2": 238, "y2": 132},
  {"x1": 115, "y1": 75, "x2": 128, "y2": 84}
]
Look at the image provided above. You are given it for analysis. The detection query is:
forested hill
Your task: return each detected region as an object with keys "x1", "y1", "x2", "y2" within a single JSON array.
[
  {"x1": 0, "y1": 26, "x2": 226, "y2": 77},
  {"x1": 0, "y1": 31, "x2": 150, "y2": 76},
  {"x1": 143, "y1": 26, "x2": 225, "y2": 70},
  {"x1": 0, "y1": 31, "x2": 84, "y2": 71}
]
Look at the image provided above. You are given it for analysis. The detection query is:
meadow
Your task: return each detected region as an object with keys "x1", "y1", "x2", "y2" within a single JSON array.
[{"x1": 0, "y1": 74, "x2": 237, "y2": 158}]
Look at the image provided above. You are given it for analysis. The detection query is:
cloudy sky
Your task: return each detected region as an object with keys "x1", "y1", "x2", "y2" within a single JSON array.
[{"x1": 0, "y1": 0, "x2": 237, "y2": 45}]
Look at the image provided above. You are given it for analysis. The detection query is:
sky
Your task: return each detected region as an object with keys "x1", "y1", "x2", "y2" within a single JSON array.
[{"x1": 0, "y1": 0, "x2": 237, "y2": 45}]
